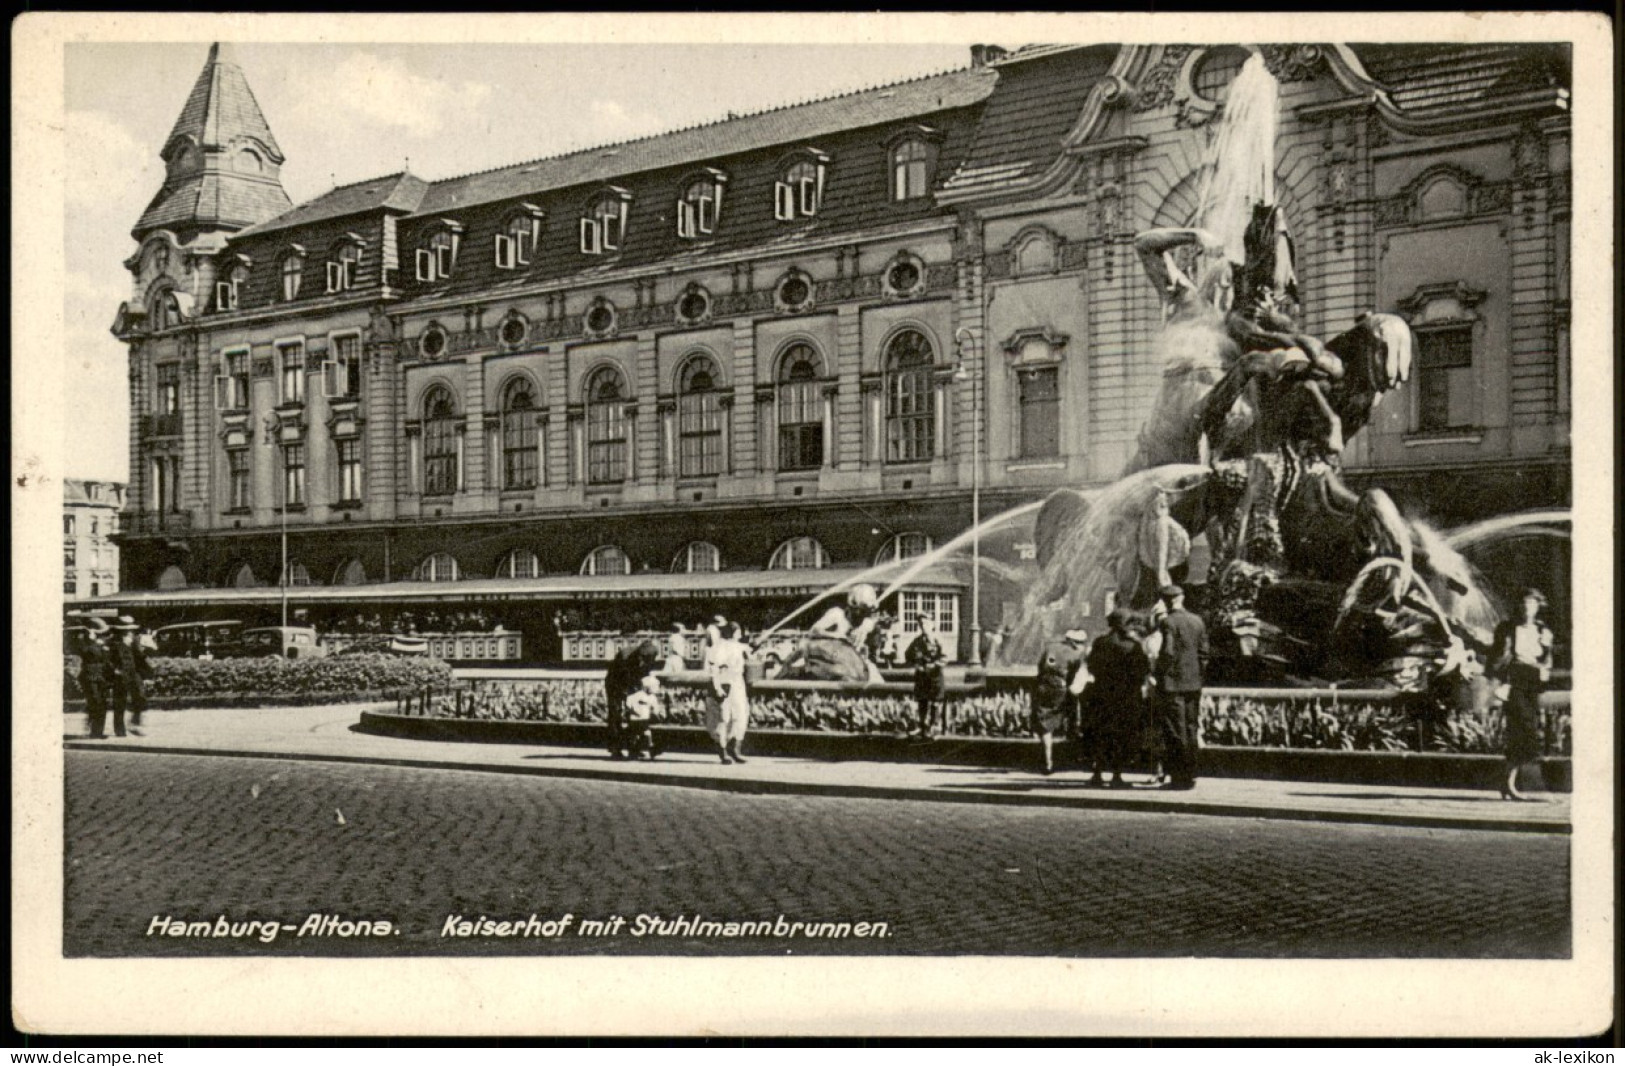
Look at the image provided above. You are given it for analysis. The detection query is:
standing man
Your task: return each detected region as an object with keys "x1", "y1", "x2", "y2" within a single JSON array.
[
  {"x1": 1152, "y1": 585, "x2": 1208, "y2": 790},
  {"x1": 706, "y1": 622, "x2": 752, "y2": 764},
  {"x1": 1086, "y1": 610, "x2": 1152, "y2": 789},
  {"x1": 109, "y1": 616, "x2": 152, "y2": 738},
  {"x1": 76, "y1": 618, "x2": 114, "y2": 739}
]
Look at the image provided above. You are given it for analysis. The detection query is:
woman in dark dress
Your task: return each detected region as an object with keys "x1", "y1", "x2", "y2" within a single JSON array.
[
  {"x1": 1085, "y1": 609, "x2": 1152, "y2": 788},
  {"x1": 1489, "y1": 588, "x2": 1555, "y2": 801}
]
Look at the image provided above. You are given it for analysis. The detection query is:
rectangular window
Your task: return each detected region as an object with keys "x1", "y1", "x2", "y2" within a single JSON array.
[
  {"x1": 587, "y1": 403, "x2": 627, "y2": 484},
  {"x1": 65, "y1": 578, "x2": 77, "y2": 596},
  {"x1": 90, "y1": 517, "x2": 100, "y2": 537},
  {"x1": 1416, "y1": 326, "x2": 1473, "y2": 432},
  {"x1": 579, "y1": 218, "x2": 602, "y2": 255},
  {"x1": 65, "y1": 544, "x2": 76, "y2": 570},
  {"x1": 1018, "y1": 367, "x2": 1061, "y2": 458},
  {"x1": 325, "y1": 335, "x2": 361, "y2": 399},
  {"x1": 899, "y1": 590, "x2": 959, "y2": 648},
  {"x1": 423, "y1": 421, "x2": 458, "y2": 496},
  {"x1": 778, "y1": 380, "x2": 823, "y2": 470},
  {"x1": 887, "y1": 370, "x2": 935, "y2": 463},
  {"x1": 64, "y1": 515, "x2": 75, "y2": 536},
  {"x1": 678, "y1": 392, "x2": 723, "y2": 477},
  {"x1": 282, "y1": 443, "x2": 306, "y2": 506},
  {"x1": 279, "y1": 342, "x2": 305, "y2": 405},
  {"x1": 227, "y1": 449, "x2": 250, "y2": 509},
  {"x1": 217, "y1": 349, "x2": 250, "y2": 410},
  {"x1": 337, "y1": 438, "x2": 363, "y2": 502},
  {"x1": 503, "y1": 410, "x2": 539, "y2": 490},
  {"x1": 156, "y1": 363, "x2": 181, "y2": 415}
]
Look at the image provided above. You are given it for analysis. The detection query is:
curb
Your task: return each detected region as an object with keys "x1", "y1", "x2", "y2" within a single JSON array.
[{"x1": 63, "y1": 738, "x2": 1570, "y2": 836}]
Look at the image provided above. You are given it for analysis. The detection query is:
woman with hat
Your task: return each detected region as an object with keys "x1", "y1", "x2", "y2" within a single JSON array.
[
  {"x1": 1086, "y1": 610, "x2": 1153, "y2": 788},
  {"x1": 1489, "y1": 588, "x2": 1556, "y2": 801}
]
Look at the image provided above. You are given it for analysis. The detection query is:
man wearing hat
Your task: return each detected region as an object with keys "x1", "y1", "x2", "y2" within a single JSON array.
[
  {"x1": 76, "y1": 618, "x2": 115, "y2": 738},
  {"x1": 109, "y1": 616, "x2": 153, "y2": 737},
  {"x1": 1151, "y1": 585, "x2": 1207, "y2": 790}
]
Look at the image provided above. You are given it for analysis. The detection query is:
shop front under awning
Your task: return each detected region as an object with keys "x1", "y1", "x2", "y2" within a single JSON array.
[{"x1": 72, "y1": 562, "x2": 965, "y2": 611}]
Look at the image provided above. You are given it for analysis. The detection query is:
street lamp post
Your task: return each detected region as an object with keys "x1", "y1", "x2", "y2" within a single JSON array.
[
  {"x1": 955, "y1": 328, "x2": 982, "y2": 666},
  {"x1": 264, "y1": 416, "x2": 289, "y2": 628}
]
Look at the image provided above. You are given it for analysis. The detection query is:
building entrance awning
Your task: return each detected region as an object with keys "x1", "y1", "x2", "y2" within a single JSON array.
[{"x1": 70, "y1": 563, "x2": 966, "y2": 611}]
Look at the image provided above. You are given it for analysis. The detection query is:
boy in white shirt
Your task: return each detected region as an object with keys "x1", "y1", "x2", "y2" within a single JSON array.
[{"x1": 623, "y1": 674, "x2": 662, "y2": 760}]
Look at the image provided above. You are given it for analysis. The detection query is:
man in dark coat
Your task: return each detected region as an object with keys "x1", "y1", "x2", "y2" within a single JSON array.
[
  {"x1": 76, "y1": 618, "x2": 114, "y2": 738},
  {"x1": 1152, "y1": 585, "x2": 1208, "y2": 789},
  {"x1": 109, "y1": 617, "x2": 153, "y2": 737},
  {"x1": 1086, "y1": 610, "x2": 1152, "y2": 788},
  {"x1": 604, "y1": 640, "x2": 664, "y2": 759}
]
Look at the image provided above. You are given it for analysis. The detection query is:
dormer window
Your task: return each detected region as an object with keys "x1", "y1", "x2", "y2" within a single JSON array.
[
  {"x1": 326, "y1": 238, "x2": 363, "y2": 294},
  {"x1": 215, "y1": 260, "x2": 249, "y2": 312},
  {"x1": 677, "y1": 171, "x2": 726, "y2": 239},
  {"x1": 281, "y1": 249, "x2": 305, "y2": 301},
  {"x1": 775, "y1": 153, "x2": 828, "y2": 220},
  {"x1": 890, "y1": 136, "x2": 938, "y2": 202},
  {"x1": 416, "y1": 222, "x2": 462, "y2": 283},
  {"x1": 580, "y1": 188, "x2": 631, "y2": 255},
  {"x1": 496, "y1": 205, "x2": 544, "y2": 270},
  {"x1": 150, "y1": 290, "x2": 182, "y2": 331}
]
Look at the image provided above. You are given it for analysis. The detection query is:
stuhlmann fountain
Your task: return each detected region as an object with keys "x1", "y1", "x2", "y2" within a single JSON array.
[{"x1": 737, "y1": 53, "x2": 1564, "y2": 694}]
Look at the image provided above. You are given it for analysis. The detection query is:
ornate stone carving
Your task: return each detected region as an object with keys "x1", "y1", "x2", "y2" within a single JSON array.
[
  {"x1": 1133, "y1": 45, "x2": 1194, "y2": 111},
  {"x1": 1260, "y1": 44, "x2": 1325, "y2": 83}
]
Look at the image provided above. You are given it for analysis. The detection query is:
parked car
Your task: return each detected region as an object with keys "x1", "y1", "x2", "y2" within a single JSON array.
[
  {"x1": 154, "y1": 620, "x2": 245, "y2": 659},
  {"x1": 238, "y1": 626, "x2": 328, "y2": 660}
]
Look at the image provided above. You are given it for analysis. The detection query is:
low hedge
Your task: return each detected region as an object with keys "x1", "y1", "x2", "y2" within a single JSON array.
[
  {"x1": 65, "y1": 654, "x2": 452, "y2": 701},
  {"x1": 422, "y1": 679, "x2": 1570, "y2": 757}
]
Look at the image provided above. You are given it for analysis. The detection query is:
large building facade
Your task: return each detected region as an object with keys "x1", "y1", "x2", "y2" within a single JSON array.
[{"x1": 107, "y1": 42, "x2": 1572, "y2": 658}]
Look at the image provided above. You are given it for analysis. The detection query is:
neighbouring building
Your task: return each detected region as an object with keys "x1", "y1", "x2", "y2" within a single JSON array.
[
  {"x1": 100, "y1": 41, "x2": 1573, "y2": 660},
  {"x1": 64, "y1": 479, "x2": 126, "y2": 598}
]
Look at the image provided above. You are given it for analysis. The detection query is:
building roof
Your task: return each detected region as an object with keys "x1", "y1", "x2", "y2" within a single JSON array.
[
  {"x1": 163, "y1": 42, "x2": 283, "y2": 159},
  {"x1": 135, "y1": 42, "x2": 294, "y2": 238},
  {"x1": 940, "y1": 45, "x2": 1116, "y2": 198},
  {"x1": 63, "y1": 479, "x2": 126, "y2": 508},
  {"x1": 1352, "y1": 43, "x2": 1570, "y2": 113},
  {"x1": 234, "y1": 172, "x2": 430, "y2": 239}
]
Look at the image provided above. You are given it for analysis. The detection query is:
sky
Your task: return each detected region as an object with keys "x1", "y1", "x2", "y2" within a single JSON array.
[{"x1": 62, "y1": 39, "x2": 972, "y2": 482}]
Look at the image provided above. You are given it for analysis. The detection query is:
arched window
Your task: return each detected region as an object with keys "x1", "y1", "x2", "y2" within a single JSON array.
[
  {"x1": 580, "y1": 189, "x2": 629, "y2": 254},
  {"x1": 150, "y1": 290, "x2": 181, "y2": 331},
  {"x1": 416, "y1": 227, "x2": 460, "y2": 282},
  {"x1": 776, "y1": 157, "x2": 826, "y2": 219},
  {"x1": 586, "y1": 367, "x2": 628, "y2": 484},
  {"x1": 236, "y1": 147, "x2": 264, "y2": 173},
  {"x1": 777, "y1": 344, "x2": 824, "y2": 471},
  {"x1": 885, "y1": 330, "x2": 935, "y2": 462},
  {"x1": 672, "y1": 541, "x2": 721, "y2": 573},
  {"x1": 582, "y1": 545, "x2": 630, "y2": 576},
  {"x1": 414, "y1": 552, "x2": 460, "y2": 582},
  {"x1": 501, "y1": 377, "x2": 540, "y2": 490},
  {"x1": 281, "y1": 253, "x2": 303, "y2": 301},
  {"x1": 891, "y1": 138, "x2": 934, "y2": 201},
  {"x1": 217, "y1": 262, "x2": 249, "y2": 311},
  {"x1": 327, "y1": 239, "x2": 362, "y2": 294},
  {"x1": 677, "y1": 356, "x2": 723, "y2": 478},
  {"x1": 1194, "y1": 47, "x2": 1249, "y2": 105},
  {"x1": 499, "y1": 548, "x2": 540, "y2": 579},
  {"x1": 157, "y1": 565, "x2": 188, "y2": 591},
  {"x1": 876, "y1": 532, "x2": 934, "y2": 566},
  {"x1": 497, "y1": 210, "x2": 542, "y2": 269},
  {"x1": 228, "y1": 562, "x2": 259, "y2": 589},
  {"x1": 422, "y1": 386, "x2": 459, "y2": 496},
  {"x1": 769, "y1": 536, "x2": 828, "y2": 571},
  {"x1": 280, "y1": 562, "x2": 313, "y2": 587},
  {"x1": 677, "y1": 175, "x2": 724, "y2": 238},
  {"x1": 333, "y1": 558, "x2": 366, "y2": 586}
]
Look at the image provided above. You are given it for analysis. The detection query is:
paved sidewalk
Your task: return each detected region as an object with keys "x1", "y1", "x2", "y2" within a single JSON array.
[{"x1": 62, "y1": 705, "x2": 1571, "y2": 835}]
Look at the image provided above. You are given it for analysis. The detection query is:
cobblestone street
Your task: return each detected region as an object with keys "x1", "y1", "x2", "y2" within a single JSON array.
[{"x1": 64, "y1": 751, "x2": 1570, "y2": 958}]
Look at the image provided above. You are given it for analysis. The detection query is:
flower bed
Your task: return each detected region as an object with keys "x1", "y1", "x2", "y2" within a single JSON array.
[
  {"x1": 133, "y1": 654, "x2": 452, "y2": 701},
  {"x1": 420, "y1": 679, "x2": 1570, "y2": 757}
]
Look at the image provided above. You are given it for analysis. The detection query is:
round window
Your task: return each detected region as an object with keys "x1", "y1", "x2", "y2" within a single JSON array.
[
  {"x1": 500, "y1": 317, "x2": 527, "y2": 347},
  {"x1": 887, "y1": 261, "x2": 921, "y2": 294},
  {"x1": 586, "y1": 305, "x2": 615, "y2": 334},
  {"x1": 778, "y1": 276, "x2": 811, "y2": 309},
  {"x1": 421, "y1": 327, "x2": 447, "y2": 358},
  {"x1": 678, "y1": 289, "x2": 709, "y2": 322}
]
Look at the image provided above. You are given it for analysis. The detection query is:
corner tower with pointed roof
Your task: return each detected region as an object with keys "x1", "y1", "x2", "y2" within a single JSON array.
[{"x1": 133, "y1": 42, "x2": 292, "y2": 245}]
